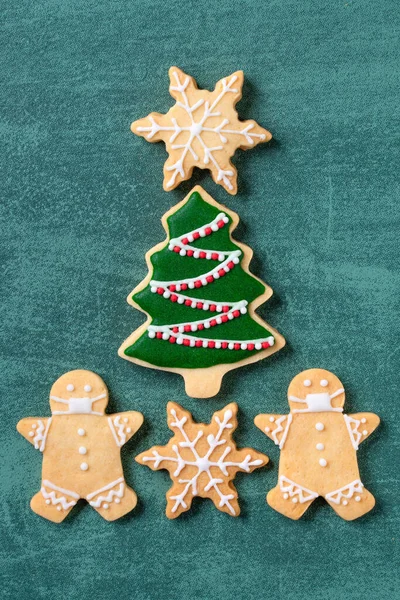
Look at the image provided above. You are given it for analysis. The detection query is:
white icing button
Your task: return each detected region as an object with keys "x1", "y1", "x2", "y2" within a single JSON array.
[
  {"x1": 84, "y1": 384, "x2": 92, "y2": 392},
  {"x1": 31, "y1": 423, "x2": 37, "y2": 429},
  {"x1": 103, "y1": 503, "x2": 109, "y2": 509},
  {"x1": 126, "y1": 427, "x2": 132, "y2": 433},
  {"x1": 316, "y1": 443, "x2": 324, "y2": 451},
  {"x1": 115, "y1": 498, "x2": 121, "y2": 504},
  {"x1": 57, "y1": 505, "x2": 62, "y2": 511},
  {"x1": 269, "y1": 416, "x2": 275, "y2": 422},
  {"x1": 283, "y1": 493, "x2": 289, "y2": 500},
  {"x1": 319, "y1": 458, "x2": 327, "y2": 467},
  {"x1": 292, "y1": 497, "x2": 298, "y2": 503},
  {"x1": 78, "y1": 428, "x2": 85, "y2": 436},
  {"x1": 45, "y1": 499, "x2": 51, "y2": 505},
  {"x1": 320, "y1": 379, "x2": 328, "y2": 387},
  {"x1": 342, "y1": 500, "x2": 348, "y2": 506},
  {"x1": 79, "y1": 446, "x2": 87, "y2": 455},
  {"x1": 361, "y1": 418, "x2": 367, "y2": 424},
  {"x1": 29, "y1": 431, "x2": 34, "y2": 437},
  {"x1": 355, "y1": 496, "x2": 361, "y2": 502},
  {"x1": 303, "y1": 379, "x2": 311, "y2": 387},
  {"x1": 80, "y1": 462, "x2": 89, "y2": 471},
  {"x1": 66, "y1": 384, "x2": 74, "y2": 391},
  {"x1": 123, "y1": 418, "x2": 128, "y2": 423},
  {"x1": 362, "y1": 430, "x2": 368, "y2": 435},
  {"x1": 264, "y1": 426, "x2": 270, "y2": 433},
  {"x1": 315, "y1": 422, "x2": 324, "y2": 431}
]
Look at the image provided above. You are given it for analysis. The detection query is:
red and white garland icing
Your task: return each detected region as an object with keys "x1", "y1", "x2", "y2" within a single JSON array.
[{"x1": 148, "y1": 212, "x2": 275, "y2": 351}]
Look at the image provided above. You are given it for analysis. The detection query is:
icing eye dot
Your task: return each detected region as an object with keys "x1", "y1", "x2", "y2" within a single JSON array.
[
  {"x1": 303, "y1": 379, "x2": 311, "y2": 387},
  {"x1": 84, "y1": 384, "x2": 92, "y2": 392},
  {"x1": 320, "y1": 379, "x2": 328, "y2": 387},
  {"x1": 66, "y1": 384, "x2": 74, "y2": 392}
]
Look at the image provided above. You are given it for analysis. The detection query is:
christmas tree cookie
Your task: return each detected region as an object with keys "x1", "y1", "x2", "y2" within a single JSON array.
[
  {"x1": 118, "y1": 186, "x2": 285, "y2": 398},
  {"x1": 136, "y1": 402, "x2": 269, "y2": 518},
  {"x1": 131, "y1": 67, "x2": 271, "y2": 194},
  {"x1": 255, "y1": 369, "x2": 380, "y2": 521},
  {"x1": 17, "y1": 370, "x2": 143, "y2": 522}
]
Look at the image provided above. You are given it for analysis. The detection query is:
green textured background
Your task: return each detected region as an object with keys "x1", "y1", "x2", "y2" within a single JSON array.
[{"x1": 1, "y1": 1, "x2": 399, "y2": 599}]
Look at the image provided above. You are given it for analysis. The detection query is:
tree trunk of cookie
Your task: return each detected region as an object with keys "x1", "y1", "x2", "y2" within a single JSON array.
[{"x1": 182, "y1": 368, "x2": 223, "y2": 398}]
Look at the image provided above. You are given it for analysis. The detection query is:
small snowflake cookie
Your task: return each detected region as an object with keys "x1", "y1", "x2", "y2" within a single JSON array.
[
  {"x1": 254, "y1": 368, "x2": 380, "y2": 521},
  {"x1": 17, "y1": 370, "x2": 143, "y2": 523},
  {"x1": 131, "y1": 66, "x2": 271, "y2": 194},
  {"x1": 136, "y1": 402, "x2": 269, "y2": 518},
  {"x1": 118, "y1": 186, "x2": 285, "y2": 398}
]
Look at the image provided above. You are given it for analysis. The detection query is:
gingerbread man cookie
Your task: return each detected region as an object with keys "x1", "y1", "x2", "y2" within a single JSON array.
[
  {"x1": 136, "y1": 402, "x2": 268, "y2": 518},
  {"x1": 255, "y1": 369, "x2": 380, "y2": 521},
  {"x1": 131, "y1": 67, "x2": 271, "y2": 194},
  {"x1": 17, "y1": 370, "x2": 143, "y2": 522}
]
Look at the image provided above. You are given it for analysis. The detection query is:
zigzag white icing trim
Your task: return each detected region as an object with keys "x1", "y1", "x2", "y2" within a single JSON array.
[
  {"x1": 108, "y1": 416, "x2": 127, "y2": 447},
  {"x1": 344, "y1": 415, "x2": 362, "y2": 450},
  {"x1": 87, "y1": 478, "x2": 125, "y2": 507},
  {"x1": 32, "y1": 418, "x2": 52, "y2": 452},
  {"x1": 325, "y1": 480, "x2": 364, "y2": 505},
  {"x1": 41, "y1": 480, "x2": 79, "y2": 510},
  {"x1": 271, "y1": 414, "x2": 292, "y2": 449},
  {"x1": 279, "y1": 475, "x2": 318, "y2": 504}
]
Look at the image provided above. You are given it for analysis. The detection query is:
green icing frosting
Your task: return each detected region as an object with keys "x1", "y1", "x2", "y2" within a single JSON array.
[{"x1": 124, "y1": 191, "x2": 274, "y2": 369}]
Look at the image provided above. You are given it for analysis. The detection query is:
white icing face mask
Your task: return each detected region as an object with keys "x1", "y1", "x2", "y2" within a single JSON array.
[
  {"x1": 289, "y1": 388, "x2": 344, "y2": 413},
  {"x1": 50, "y1": 393, "x2": 106, "y2": 415}
]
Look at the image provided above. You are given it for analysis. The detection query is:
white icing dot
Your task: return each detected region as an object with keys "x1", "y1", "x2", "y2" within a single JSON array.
[
  {"x1": 303, "y1": 379, "x2": 311, "y2": 387},
  {"x1": 66, "y1": 384, "x2": 74, "y2": 392},
  {"x1": 264, "y1": 427, "x2": 270, "y2": 432},
  {"x1": 45, "y1": 499, "x2": 51, "y2": 505},
  {"x1": 320, "y1": 379, "x2": 328, "y2": 387},
  {"x1": 319, "y1": 458, "x2": 327, "y2": 467},
  {"x1": 342, "y1": 500, "x2": 348, "y2": 506},
  {"x1": 127, "y1": 427, "x2": 132, "y2": 433},
  {"x1": 29, "y1": 431, "x2": 34, "y2": 437},
  {"x1": 103, "y1": 503, "x2": 109, "y2": 509},
  {"x1": 115, "y1": 497, "x2": 121, "y2": 504},
  {"x1": 80, "y1": 462, "x2": 89, "y2": 471},
  {"x1": 292, "y1": 497, "x2": 298, "y2": 503},
  {"x1": 79, "y1": 446, "x2": 87, "y2": 455},
  {"x1": 57, "y1": 505, "x2": 62, "y2": 511},
  {"x1": 123, "y1": 418, "x2": 128, "y2": 423},
  {"x1": 269, "y1": 416, "x2": 275, "y2": 422},
  {"x1": 361, "y1": 418, "x2": 367, "y2": 424},
  {"x1": 315, "y1": 422, "x2": 324, "y2": 431},
  {"x1": 316, "y1": 443, "x2": 324, "y2": 451},
  {"x1": 84, "y1": 384, "x2": 92, "y2": 392},
  {"x1": 78, "y1": 428, "x2": 85, "y2": 436},
  {"x1": 363, "y1": 430, "x2": 368, "y2": 435},
  {"x1": 31, "y1": 423, "x2": 37, "y2": 429},
  {"x1": 283, "y1": 493, "x2": 289, "y2": 500},
  {"x1": 355, "y1": 496, "x2": 361, "y2": 502}
]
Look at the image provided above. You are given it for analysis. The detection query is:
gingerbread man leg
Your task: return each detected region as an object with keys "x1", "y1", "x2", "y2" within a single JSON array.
[
  {"x1": 325, "y1": 480, "x2": 375, "y2": 521},
  {"x1": 86, "y1": 479, "x2": 138, "y2": 521},
  {"x1": 267, "y1": 485, "x2": 314, "y2": 520},
  {"x1": 31, "y1": 481, "x2": 79, "y2": 523}
]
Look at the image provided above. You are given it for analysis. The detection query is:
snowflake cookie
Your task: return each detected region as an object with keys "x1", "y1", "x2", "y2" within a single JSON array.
[
  {"x1": 131, "y1": 67, "x2": 271, "y2": 194},
  {"x1": 136, "y1": 402, "x2": 269, "y2": 518},
  {"x1": 17, "y1": 370, "x2": 143, "y2": 523},
  {"x1": 255, "y1": 369, "x2": 380, "y2": 521}
]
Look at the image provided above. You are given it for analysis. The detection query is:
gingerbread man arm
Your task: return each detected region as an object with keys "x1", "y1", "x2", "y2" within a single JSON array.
[
  {"x1": 17, "y1": 417, "x2": 52, "y2": 451},
  {"x1": 254, "y1": 413, "x2": 292, "y2": 449},
  {"x1": 107, "y1": 411, "x2": 143, "y2": 447},
  {"x1": 346, "y1": 412, "x2": 380, "y2": 446}
]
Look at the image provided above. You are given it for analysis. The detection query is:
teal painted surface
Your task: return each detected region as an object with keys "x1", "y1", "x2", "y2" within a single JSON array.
[{"x1": 1, "y1": 1, "x2": 399, "y2": 598}]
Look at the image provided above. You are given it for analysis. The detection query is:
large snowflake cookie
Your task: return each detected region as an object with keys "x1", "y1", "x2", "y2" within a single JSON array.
[
  {"x1": 118, "y1": 186, "x2": 285, "y2": 398},
  {"x1": 255, "y1": 368, "x2": 380, "y2": 521},
  {"x1": 136, "y1": 402, "x2": 268, "y2": 518},
  {"x1": 131, "y1": 67, "x2": 271, "y2": 194},
  {"x1": 17, "y1": 370, "x2": 143, "y2": 523}
]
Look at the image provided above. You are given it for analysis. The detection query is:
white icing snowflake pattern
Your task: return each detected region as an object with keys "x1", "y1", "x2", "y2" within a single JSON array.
[
  {"x1": 137, "y1": 402, "x2": 268, "y2": 518},
  {"x1": 131, "y1": 67, "x2": 271, "y2": 194}
]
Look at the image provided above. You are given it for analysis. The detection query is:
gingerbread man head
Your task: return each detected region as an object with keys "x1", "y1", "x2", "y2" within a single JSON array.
[
  {"x1": 287, "y1": 368, "x2": 345, "y2": 413},
  {"x1": 49, "y1": 370, "x2": 109, "y2": 416}
]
